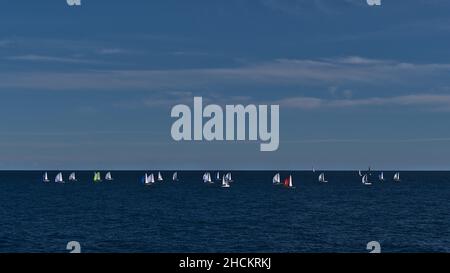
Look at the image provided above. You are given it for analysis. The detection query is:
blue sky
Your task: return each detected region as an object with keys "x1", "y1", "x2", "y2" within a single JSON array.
[{"x1": 1, "y1": 0, "x2": 450, "y2": 170}]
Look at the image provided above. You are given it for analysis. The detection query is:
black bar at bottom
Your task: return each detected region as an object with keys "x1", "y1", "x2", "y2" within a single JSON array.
[{"x1": 0, "y1": 253, "x2": 446, "y2": 272}]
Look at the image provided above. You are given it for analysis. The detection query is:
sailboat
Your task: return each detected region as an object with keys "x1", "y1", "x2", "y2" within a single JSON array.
[
  {"x1": 358, "y1": 170, "x2": 363, "y2": 177},
  {"x1": 224, "y1": 172, "x2": 233, "y2": 182},
  {"x1": 283, "y1": 175, "x2": 295, "y2": 189},
  {"x1": 55, "y1": 172, "x2": 64, "y2": 183},
  {"x1": 379, "y1": 172, "x2": 385, "y2": 182},
  {"x1": 203, "y1": 172, "x2": 212, "y2": 183},
  {"x1": 105, "y1": 172, "x2": 113, "y2": 181},
  {"x1": 43, "y1": 172, "x2": 50, "y2": 183},
  {"x1": 216, "y1": 172, "x2": 220, "y2": 181},
  {"x1": 172, "y1": 172, "x2": 178, "y2": 181},
  {"x1": 149, "y1": 173, "x2": 155, "y2": 184},
  {"x1": 362, "y1": 174, "x2": 372, "y2": 185},
  {"x1": 157, "y1": 172, "x2": 163, "y2": 182},
  {"x1": 221, "y1": 175, "x2": 230, "y2": 188},
  {"x1": 393, "y1": 172, "x2": 401, "y2": 182},
  {"x1": 93, "y1": 172, "x2": 102, "y2": 182},
  {"x1": 318, "y1": 173, "x2": 328, "y2": 183},
  {"x1": 69, "y1": 172, "x2": 77, "y2": 182},
  {"x1": 144, "y1": 173, "x2": 154, "y2": 185},
  {"x1": 273, "y1": 173, "x2": 281, "y2": 185},
  {"x1": 312, "y1": 167, "x2": 316, "y2": 173}
]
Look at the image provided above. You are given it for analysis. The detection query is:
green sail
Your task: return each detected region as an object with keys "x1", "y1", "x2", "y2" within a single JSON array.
[{"x1": 94, "y1": 172, "x2": 101, "y2": 182}]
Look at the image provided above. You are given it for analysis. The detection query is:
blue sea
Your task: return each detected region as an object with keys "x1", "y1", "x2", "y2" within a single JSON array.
[{"x1": 0, "y1": 171, "x2": 449, "y2": 253}]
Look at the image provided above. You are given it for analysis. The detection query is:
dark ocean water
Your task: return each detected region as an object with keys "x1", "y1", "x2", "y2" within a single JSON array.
[{"x1": 0, "y1": 171, "x2": 449, "y2": 253}]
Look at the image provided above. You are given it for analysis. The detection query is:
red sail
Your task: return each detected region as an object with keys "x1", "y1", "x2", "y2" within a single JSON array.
[{"x1": 284, "y1": 177, "x2": 290, "y2": 187}]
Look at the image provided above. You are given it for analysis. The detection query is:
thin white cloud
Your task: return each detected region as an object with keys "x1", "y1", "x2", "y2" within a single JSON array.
[
  {"x1": 330, "y1": 56, "x2": 394, "y2": 65},
  {"x1": 5, "y1": 54, "x2": 100, "y2": 64},
  {"x1": 275, "y1": 94, "x2": 450, "y2": 110},
  {"x1": 1, "y1": 56, "x2": 450, "y2": 92},
  {"x1": 169, "y1": 51, "x2": 210, "y2": 56},
  {"x1": 97, "y1": 48, "x2": 127, "y2": 55}
]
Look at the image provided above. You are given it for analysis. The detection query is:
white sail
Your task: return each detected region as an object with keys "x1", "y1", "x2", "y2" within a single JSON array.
[
  {"x1": 105, "y1": 172, "x2": 113, "y2": 181},
  {"x1": 221, "y1": 175, "x2": 230, "y2": 188},
  {"x1": 393, "y1": 172, "x2": 400, "y2": 181},
  {"x1": 312, "y1": 167, "x2": 315, "y2": 173},
  {"x1": 69, "y1": 172, "x2": 76, "y2": 181},
  {"x1": 43, "y1": 172, "x2": 50, "y2": 182},
  {"x1": 225, "y1": 172, "x2": 233, "y2": 182},
  {"x1": 379, "y1": 172, "x2": 384, "y2": 181},
  {"x1": 288, "y1": 175, "x2": 293, "y2": 188},
  {"x1": 55, "y1": 172, "x2": 64, "y2": 183},
  {"x1": 148, "y1": 173, "x2": 155, "y2": 184},
  {"x1": 318, "y1": 173, "x2": 327, "y2": 183},
  {"x1": 158, "y1": 172, "x2": 163, "y2": 181},
  {"x1": 216, "y1": 172, "x2": 220, "y2": 180},
  {"x1": 144, "y1": 173, "x2": 154, "y2": 185},
  {"x1": 273, "y1": 173, "x2": 281, "y2": 184},
  {"x1": 172, "y1": 172, "x2": 178, "y2": 181},
  {"x1": 358, "y1": 170, "x2": 362, "y2": 177},
  {"x1": 203, "y1": 172, "x2": 212, "y2": 183},
  {"x1": 362, "y1": 174, "x2": 372, "y2": 185}
]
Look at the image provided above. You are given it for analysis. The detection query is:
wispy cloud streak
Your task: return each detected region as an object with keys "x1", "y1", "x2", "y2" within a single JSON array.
[
  {"x1": 5, "y1": 54, "x2": 101, "y2": 64},
  {"x1": 2, "y1": 57, "x2": 450, "y2": 91},
  {"x1": 275, "y1": 94, "x2": 450, "y2": 110}
]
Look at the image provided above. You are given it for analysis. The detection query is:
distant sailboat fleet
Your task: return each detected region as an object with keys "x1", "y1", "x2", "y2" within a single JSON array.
[
  {"x1": 41, "y1": 169, "x2": 403, "y2": 187},
  {"x1": 272, "y1": 173, "x2": 295, "y2": 188},
  {"x1": 142, "y1": 171, "x2": 180, "y2": 185},
  {"x1": 270, "y1": 168, "x2": 402, "y2": 189},
  {"x1": 201, "y1": 171, "x2": 233, "y2": 188},
  {"x1": 41, "y1": 171, "x2": 182, "y2": 184},
  {"x1": 42, "y1": 171, "x2": 114, "y2": 183},
  {"x1": 358, "y1": 168, "x2": 401, "y2": 185}
]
